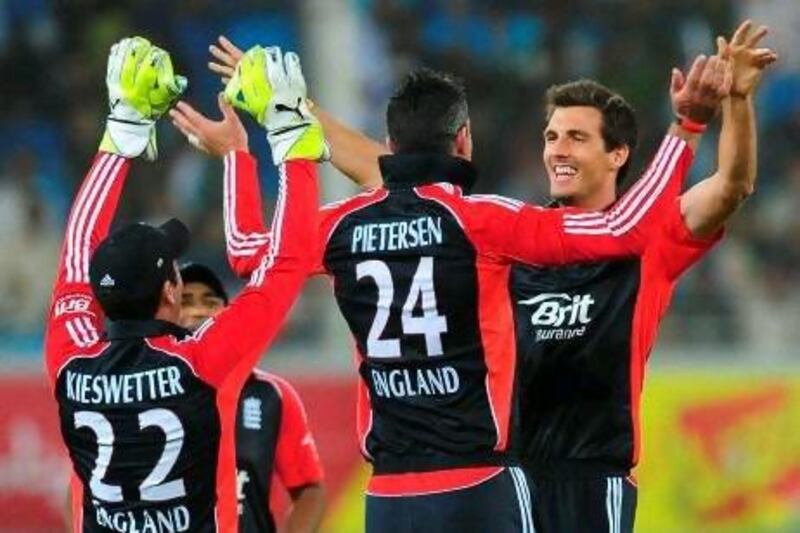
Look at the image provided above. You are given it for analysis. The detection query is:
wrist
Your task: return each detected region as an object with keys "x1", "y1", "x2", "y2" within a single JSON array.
[{"x1": 675, "y1": 115, "x2": 708, "y2": 134}]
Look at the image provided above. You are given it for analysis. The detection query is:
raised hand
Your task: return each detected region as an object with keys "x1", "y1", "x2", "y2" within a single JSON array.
[
  {"x1": 670, "y1": 53, "x2": 732, "y2": 125},
  {"x1": 209, "y1": 36, "x2": 244, "y2": 85},
  {"x1": 169, "y1": 93, "x2": 248, "y2": 157},
  {"x1": 718, "y1": 20, "x2": 778, "y2": 97},
  {"x1": 101, "y1": 36, "x2": 187, "y2": 160},
  {"x1": 223, "y1": 45, "x2": 327, "y2": 164}
]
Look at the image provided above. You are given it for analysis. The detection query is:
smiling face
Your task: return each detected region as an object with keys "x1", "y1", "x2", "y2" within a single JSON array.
[{"x1": 543, "y1": 106, "x2": 629, "y2": 209}]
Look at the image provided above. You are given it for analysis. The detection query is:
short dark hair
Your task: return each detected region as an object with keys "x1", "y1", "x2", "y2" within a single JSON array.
[
  {"x1": 544, "y1": 79, "x2": 638, "y2": 184},
  {"x1": 387, "y1": 68, "x2": 469, "y2": 154},
  {"x1": 180, "y1": 263, "x2": 229, "y2": 305}
]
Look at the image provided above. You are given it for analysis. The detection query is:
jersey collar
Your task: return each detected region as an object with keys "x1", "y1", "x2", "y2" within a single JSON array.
[
  {"x1": 106, "y1": 319, "x2": 191, "y2": 341},
  {"x1": 379, "y1": 153, "x2": 477, "y2": 192}
]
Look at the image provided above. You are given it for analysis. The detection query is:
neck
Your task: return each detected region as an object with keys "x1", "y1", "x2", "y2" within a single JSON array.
[
  {"x1": 154, "y1": 306, "x2": 179, "y2": 324},
  {"x1": 561, "y1": 178, "x2": 617, "y2": 210},
  {"x1": 569, "y1": 191, "x2": 616, "y2": 210}
]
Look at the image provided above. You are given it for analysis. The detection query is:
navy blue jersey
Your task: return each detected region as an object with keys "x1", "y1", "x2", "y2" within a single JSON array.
[{"x1": 514, "y1": 194, "x2": 721, "y2": 474}]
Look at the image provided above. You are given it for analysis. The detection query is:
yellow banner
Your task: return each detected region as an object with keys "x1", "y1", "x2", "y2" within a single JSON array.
[
  {"x1": 318, "y1": 371, "x2": 800, "y2": 532},
  {"x1": 636, "y1": 371, "x2": 800, "y2": 532}
]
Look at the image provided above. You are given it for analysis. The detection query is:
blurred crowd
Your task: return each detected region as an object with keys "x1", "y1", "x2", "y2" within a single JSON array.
[{"x1": 1, "y1": 0, "x2": 798, "y2": 359}]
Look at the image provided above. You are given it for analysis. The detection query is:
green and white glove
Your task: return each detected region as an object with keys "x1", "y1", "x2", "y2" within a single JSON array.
[
  {"x1": 99, "y1": 36, "x2": 187, "y2": 160},
  {"x1": 224, "y1": 45, "x2": 327, "y2": 164}
]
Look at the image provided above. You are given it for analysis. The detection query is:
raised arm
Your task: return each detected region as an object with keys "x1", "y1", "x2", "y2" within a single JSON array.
[
  {"x1": 209, "y1": 35, "x2": 386, "y2": 189},
  {"x1": 181, "y1": 159, "x2": 319, "y2": 387},
  {"x1": 44, "y1": 152, "x2": 129, "y2": 381},
  {"x1": 680, "y1": 20, "x2": 777, "y2": 237},
  {"x1": 427, "y1": 132, "x2": 693, "y2": 266},
  {"x1": 171, "y1": 94, "x2": 272, "y2": 276},
  {"x1": 489, "y1": 52, "x2": 732, "y2": 264},
  {"x1": 312, "y1": 104, "x2": 388, "y2": 188},
  {"x1": 45, "y1": 37, "x2": 185, "y2": 383},
  {"x1": 171, "y1": 46, "x2": 326, "y2": 386}
]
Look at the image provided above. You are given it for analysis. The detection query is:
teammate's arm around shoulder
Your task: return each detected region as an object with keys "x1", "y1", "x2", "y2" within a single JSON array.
[
  {"x1": 45, "y1": 37, "x2": 184, "y2": 383},
  {"x1": 680, "y1": 21, "x2": 777, "y2": 238}
]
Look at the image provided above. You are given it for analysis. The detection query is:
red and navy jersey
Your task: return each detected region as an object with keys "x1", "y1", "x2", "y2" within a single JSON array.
[
  {"x1": 44, "y1": 151, "x2": 318, "y2": 532},
  {"x1": 235, "y1": 370, "x2": 323, "y2": 533},
  {"x1": 222, "y1": 136, "x2": 692, "y2": 493},
  {"x1": 512, "y1": 139, "x2": 721, "y2": 476}
]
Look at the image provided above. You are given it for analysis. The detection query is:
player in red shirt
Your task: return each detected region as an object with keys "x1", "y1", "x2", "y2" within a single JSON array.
[
  {"x1": 203, "y1": 21, "x2": 775, "y2": 533},
  {"x1": 179, "y1": 263, "x2": 326, "y2": 533},
  {"x1": 172, "y1": 46, "x2": 730, "y2": 531},
  {"x1": 45, "y1": 37, "x2": 323, "y2": 532}
]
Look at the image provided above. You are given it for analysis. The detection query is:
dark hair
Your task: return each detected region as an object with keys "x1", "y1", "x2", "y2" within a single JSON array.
[
  {"x1": 180, "y1": 263, "x2": 229, "y2": 305},
  {"x1": 386, "y1": 68, "x2": 469, "y2": 154},
  {"x1": 544, "y1": 79, "x2": 638, "y2": 184}
]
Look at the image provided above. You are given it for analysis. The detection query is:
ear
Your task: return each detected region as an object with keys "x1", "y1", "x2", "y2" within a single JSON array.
[
  {"x1": 454, "y1": 121, "x2": 472, "y2": 159},
  {"x1": 386, "y1": 136, "x2": 398, "y2": 153},
  {"x1": 610, "y1": 144, "x2": 630, "y2": 170},
  {"x1": 162, "y1": 279, "x2": 179, "y2": 307}
]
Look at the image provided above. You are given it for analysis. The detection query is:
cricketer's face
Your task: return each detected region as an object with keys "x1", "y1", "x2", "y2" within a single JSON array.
[
  {"x1": 543, "y1": 106, "x2": 625, "y2": 206},
  {"x1": 179, "y1": 282, "x2": 226, "y2": 332}
]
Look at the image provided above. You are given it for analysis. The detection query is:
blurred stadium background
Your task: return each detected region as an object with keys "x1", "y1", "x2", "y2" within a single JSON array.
[{"x1": 1, "y1": 0, "x2": 798, "y2": 531}]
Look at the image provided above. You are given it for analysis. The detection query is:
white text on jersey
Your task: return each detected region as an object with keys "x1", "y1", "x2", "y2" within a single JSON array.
[
  {"x1": 65, "y1": 367, "x2": 185, "y2": 405},
  {"x1": 93, "y1": 501, "x2": 190, "y2": 532},
  {"x1": 351, "y1": 216, "x2": 443, "y2": 253},
  {"x1": 371, "y1": 366, "x2": 460, "y2": 398}
]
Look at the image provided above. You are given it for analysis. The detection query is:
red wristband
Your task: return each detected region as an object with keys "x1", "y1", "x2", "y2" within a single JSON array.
[{"x1": 676, "y1": 116, "x2": 707, "y2": 134}]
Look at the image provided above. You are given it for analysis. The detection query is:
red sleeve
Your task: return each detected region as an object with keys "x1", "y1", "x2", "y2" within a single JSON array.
[
  {"x1": 224, "y1": 151, "x2": 324, "y2": 278},
  {"x1": 44, "y1": 152, "x2": 130, "y2": 385},
  {"x1": 271, "y1": 377, "x2": 324, "y2": 489},
  {"x1": 181, "y1": 159, "x2": 319, "y2": 388},
  {"x1": 648, "y1": 198, "x2": 723, "y2": 281},
  {"x1": 420, "y1": 134, "x2": 693, "y2": 266}
]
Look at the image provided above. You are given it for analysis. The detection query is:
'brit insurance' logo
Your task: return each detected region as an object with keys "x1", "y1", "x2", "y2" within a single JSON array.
[{"x1": 519, "y1": 292, "x2": 595, "y2": 341}]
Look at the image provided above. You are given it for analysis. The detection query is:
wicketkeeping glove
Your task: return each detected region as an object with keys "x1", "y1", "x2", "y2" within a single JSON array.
[
  {"x1": 99, "y1": 36, "x2": 187, "y2": 160},
  {"x1": 224, "y1": 46, "x2": 328, "y2": 164}
]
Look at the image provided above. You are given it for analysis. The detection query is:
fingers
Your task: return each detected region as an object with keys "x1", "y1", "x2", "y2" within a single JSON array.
[
  {"x1": 670, "y1": 67, "x2": 685, "y2": 94},
  {"x1": 217, "y1": 92, "x2": 237, "y2": 120},
  {"x1": 172, "y1": 101, "x2": 213, "y2": 131},
  {"x1": 169, "y1": 108, "x2": 199, "y2": 140},
  {"x1": 209, "y1": 44, "x2": 236, "y2": 68},
  {"x1": 745, "y1": 25, "x2": 769, "y2": 48},
  {"x1": 698, "y1": 55, "x2": 718, "y2": 94},
  {"x1": 713, "y1": 55, "x2": 729, "y2": 96},
  {"x1": 754, "y1": 49, "x2": 779, "y2": 68},
  {"x1": 264, "y1": 46, "x2": 287, "y2": 89},
  {"x1": 209, "y1": 60, "x2": 235, "y2": 78},
  {"x1": 719, "y1": 60, "x2": 733, "y2": 97},
  {"x1": 731, "y1": 19, "x2": 752, "y2": 46},
  {"x1": 284, "y1": 51, "x2": 307, "y2": 93},
  {"x1": 218, "y1": 35, "x2": 244, "y2": 61},
  {"x1": 716, "y1": 36, "x2": 729, "y2": 58},
  {"x1": 685, "y1": 54, "x2": 708, "y2": 91}
]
